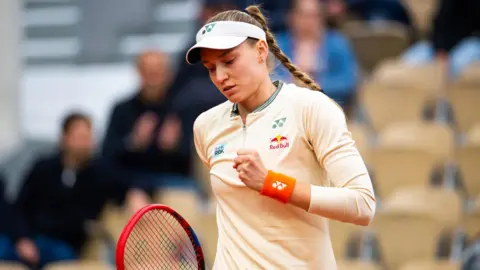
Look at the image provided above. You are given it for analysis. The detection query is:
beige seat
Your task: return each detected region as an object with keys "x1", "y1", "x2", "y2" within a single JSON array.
[
  {"x1": 100, "y1": 203, "x2": 129, "y2": 243},
  {"x1": 154, "y1": 188, "x2": 202, "y2": 231},
  {"x1": 464, "y1": 196, "x2": 480, "y2": 239},
  {"x1": 379, "y1": 121, "x2": 454, "y2": 164},
  {"x1": 44, "y1": 260, "x2": 113, "y2": 270},
  {"x1": 399, "y1": 259, "x2": 461, "y2": 270},
  {"x1": 0, "y1": 262, "x2": 28, "y2": 270},
  {"x1": 343, "y1": 21, "x2": 410, "y2": 73},
  {"x1": 372, "y1": 209, "x2": 447, "y2": 270},
  {"x1": 454, "y1": 146, "x2": 480, "y2": 199},
  {"x1": 449, "y1": 87, "x2": 480, "y2": 133},
  {"x1": 336, "y1": 260, "x2": 382, "y2": 270},
  {"x1": 368, "y1": 148, "x2": 437, "y2": 198},
  {"x1": 360, "y1": 83, "x2": 429, "y2": 132},
  {"x1": 400, "y1": 0, "x2": 439, "y2": 36},
  {"x1": 451, "y1": 62, "x2": 480, "y2": 87},
  {"x1": 383, "y1": 187, "x2": 462, "y2": 231},
  {"x1": 466, "y1": 123, "x2": 480, "y2": 146},
  {"x1": 371, "y1": 61, "x2": 445, "y2": 102},
  {"x1": 197, "y1": 211, "x2": 218, "y2": 267},
  {"x1": 347, "y1": 122, "x2": 372, "y2": 162},
  {"x1": 329, "y1": 220, "x2": 363, "y2": 260}
]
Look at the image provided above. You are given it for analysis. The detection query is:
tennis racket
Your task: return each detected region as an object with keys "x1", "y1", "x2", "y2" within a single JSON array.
[{"x1": 116, "y1": 204, "x2": 205, "y2": 270}]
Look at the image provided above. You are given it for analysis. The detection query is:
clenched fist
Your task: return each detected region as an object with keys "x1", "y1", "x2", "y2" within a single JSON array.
[{"x1": 233, "y1": 149, "x2": 268, "y2": 192}]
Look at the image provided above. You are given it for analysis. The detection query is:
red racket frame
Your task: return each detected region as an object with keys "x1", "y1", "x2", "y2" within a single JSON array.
[{"x1": 116, "y1": 204, "x2": 205, "y2": 270}]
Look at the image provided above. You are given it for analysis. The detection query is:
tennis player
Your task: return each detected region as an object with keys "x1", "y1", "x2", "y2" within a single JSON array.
[{"x1": 187, "y1": 4, "x2": 376, "y2": 269}]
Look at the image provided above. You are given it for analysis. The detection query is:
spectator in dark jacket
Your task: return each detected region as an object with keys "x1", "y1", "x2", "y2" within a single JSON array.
[
  {"x1": 102, "y1": 50, "x2": 204, "y2": 212},
  {"x1": 401, "y1": 0, "x2": 480, "y2": 77},
  {"x1": 0, "y1": 174, "x2": 15, "y2": 261},
  {"x1": 2, "y1": 112, "x2": 127, "y2": 269}
]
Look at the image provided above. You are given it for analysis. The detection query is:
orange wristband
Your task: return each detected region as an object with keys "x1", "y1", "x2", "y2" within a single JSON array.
[{"x1": 261, "y1": 170, "x2": 296, "y2": 203}]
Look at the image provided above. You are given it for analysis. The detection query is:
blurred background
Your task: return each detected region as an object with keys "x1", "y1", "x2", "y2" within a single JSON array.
[{"x1": 0, "y1": 0, "x2": 479, "y2": 269}]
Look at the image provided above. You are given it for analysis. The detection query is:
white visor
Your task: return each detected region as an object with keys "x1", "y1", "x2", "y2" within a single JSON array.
[{"x1": 185, "y1": 21, "x2": 266, "y2": 64}]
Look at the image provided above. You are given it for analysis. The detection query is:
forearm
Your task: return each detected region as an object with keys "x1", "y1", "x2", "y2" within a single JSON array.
[{"x1": 288, "y1": 174, "x2": 376, "y2": 226}]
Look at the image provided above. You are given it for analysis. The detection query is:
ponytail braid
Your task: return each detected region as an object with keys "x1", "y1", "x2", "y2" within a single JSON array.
[{"x1": 244, "y1": 5, "x2": 323, "y2": 92}]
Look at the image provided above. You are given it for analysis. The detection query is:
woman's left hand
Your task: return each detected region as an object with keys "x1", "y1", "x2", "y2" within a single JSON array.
[{"x1": 233, "y1": 149, "x2": 268, "y2": 192}]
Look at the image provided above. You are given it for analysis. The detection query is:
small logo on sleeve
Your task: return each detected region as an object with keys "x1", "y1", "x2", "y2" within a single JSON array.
[
  {"x1": 213, "y1": 143, "x2": 225, "y2": 157},
  {"x1": 270, "y1": 135, "x2": 289, "y2": 150}
]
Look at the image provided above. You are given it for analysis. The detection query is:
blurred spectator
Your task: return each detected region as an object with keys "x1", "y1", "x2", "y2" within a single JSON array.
[
  {"x1": 346, "y1": 0, "x2": 412, "y2": 27},
  {"x1": 401, "y1": 0, "x2": 480, "y2": 77},
  {"x1": 274, "y1": 0, "x2": 359, "y2": 111},
  {"x1": 0, "y1": 174, "x2": 15, "y2": 261},
  {"x1": 3, "y1": 113, "x2": 126, "y2": 269},
  {"x1": 102, "y1": 51, "x2": 202, "y2": 212}
]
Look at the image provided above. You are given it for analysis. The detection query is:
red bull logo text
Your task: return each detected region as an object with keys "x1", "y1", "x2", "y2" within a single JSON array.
[{"x1": 270, "y1": 135, "x2": 289, "y2": 150}]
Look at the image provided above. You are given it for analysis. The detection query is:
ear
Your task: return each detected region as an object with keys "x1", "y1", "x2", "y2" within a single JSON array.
[{"x1": 256, "y1": 40, "x2": 269, "y2": 63}]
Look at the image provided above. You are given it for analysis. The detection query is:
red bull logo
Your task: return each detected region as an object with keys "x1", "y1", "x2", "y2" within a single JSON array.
[{"x1": 270, "y1": 135, "x2": 289, "y2": 150}]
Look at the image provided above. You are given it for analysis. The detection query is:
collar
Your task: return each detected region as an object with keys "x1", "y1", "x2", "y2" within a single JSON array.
[{"x1": 230, "y1": 81, "x2": 283, "y2": 117}]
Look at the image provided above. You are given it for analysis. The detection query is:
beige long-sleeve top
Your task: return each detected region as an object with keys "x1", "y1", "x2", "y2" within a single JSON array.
[{"x1": 193, "y1": 81, "x2": 376, "y2": 270}]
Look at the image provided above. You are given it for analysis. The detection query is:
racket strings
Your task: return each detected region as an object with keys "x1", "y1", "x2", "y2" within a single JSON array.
[{"x1": 123, "y1": 209, "x2": 199, "y2": 270}]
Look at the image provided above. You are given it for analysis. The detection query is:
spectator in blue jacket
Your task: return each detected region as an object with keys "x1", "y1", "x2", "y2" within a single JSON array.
[{"x1": 274, "y1": 0, "x2": 359, "y2": 112}]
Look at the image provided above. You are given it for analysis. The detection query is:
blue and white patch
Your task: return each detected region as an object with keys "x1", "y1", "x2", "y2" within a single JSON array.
[{"x1": 213, "y1": 143, "x2": 225, "y2": 158}]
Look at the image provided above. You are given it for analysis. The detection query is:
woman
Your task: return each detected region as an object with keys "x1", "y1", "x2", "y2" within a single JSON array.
[{"x1": 186, "y1": 5, "x2": 376, "y2": 269}]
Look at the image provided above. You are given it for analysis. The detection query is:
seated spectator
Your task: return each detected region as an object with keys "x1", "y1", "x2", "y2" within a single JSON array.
[
  {"x1": 2, "y1": 112, "x2": 127, "y2": 269},
  {"x1": 0, "y1": 174, "x2": 15, "y2": 262},
  {"x1": 274, "y1": 0, "x2": 359, "y2": 112},
  {"x1": 102, "y1": 50, "x2": 202, "y2": 212},
  {"x1": 401, "y1": 0, "x2": 480, "y2": 78},
  {"x1": 346, "y1": 0, "x2": 412, "y2": 26}
]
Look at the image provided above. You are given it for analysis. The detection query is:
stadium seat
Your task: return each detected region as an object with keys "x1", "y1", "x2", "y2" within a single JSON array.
[
  {"x1": 400, "y1": 0, "x2": 439, "y2": 36},
  {"x1": 372, "y1": 209, "x2": 447, "y2": 270},
  {"x1": 451, "y1": 62, "x2": 480, "y2": 87},
  {"x1": 343, "y1": 21, "x2": 410, "y2": 73},
  {"x1": 360, "y1": 83, "x2": 429, "y2": 132},
  {"x1": 0, "y1": 262, "x2": 27, "y2": 270},
  {"x1": 329, "y1": 220, "x2": 364, "y2": 260},
  {"x1": 100, "y1": 203, "x2": 129, "y2": 242},
  {"x1": 347, "y1": 122, "x2": 372, "y2": 162},
  {"x1": 466, "y1": 123, "x2": 480, "y2": 146},
  {"x1": 154, "y1": 188, "x2": 201, "y2": 230},
  {"x1": 197, "y1": 211, "x2": 218, "y2": 268},
  {"x1": 368, "y1": 148, "x2": 437, "y2": 198},
  {"x1": 371, "y1": 61, "x2": 445, "y2": 102},
  {"x1": 399, "y1": 259, "x2": 461, "y2": 270},
  {"x1": 336, "y1": 260, "x2": 382, "y2": 270},
  {"x1": 383, "y1": 187, "x2": 462, "y2": 231},
  {"x1": 454, "y1": 146, "x2": 480, "y2": 199},
  {"x1": 44, "y1": 261, "x2": 113, "y2": 270},
  {"x1": 449, "y1": 87, "x2": 480, "y2": 133},
  {"x1": 463, "y1": 196, "x2": 480, "y2": 239},
  {"x1": 378, "y1": 121, "x2": 454, "y2": 164}
]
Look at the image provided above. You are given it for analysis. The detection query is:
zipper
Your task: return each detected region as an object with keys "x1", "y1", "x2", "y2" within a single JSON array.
[{"x1": 242, "y1": 123, "x2": 247, "y2": 147}]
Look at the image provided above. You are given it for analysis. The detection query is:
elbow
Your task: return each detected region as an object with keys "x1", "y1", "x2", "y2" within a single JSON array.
[{"x1": 355, "y1": 197, "x2": 376, "y2": 226}]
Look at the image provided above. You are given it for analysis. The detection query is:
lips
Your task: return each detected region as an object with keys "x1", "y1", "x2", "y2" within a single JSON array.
[{"x1": 223, "y1": 85, "x2": 235, "y2": 92}]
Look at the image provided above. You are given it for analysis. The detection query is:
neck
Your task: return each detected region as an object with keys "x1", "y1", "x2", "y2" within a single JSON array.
[
  {"x1": 62, "y1": 152, "x2": 85, "y2": 169},
  {"x1": 238, "y1": 78, "x2": 275, "y2": 119}
]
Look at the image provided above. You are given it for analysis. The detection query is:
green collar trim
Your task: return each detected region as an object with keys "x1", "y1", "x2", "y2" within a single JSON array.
[{"x1": 230, "y1": 81, "x2": 283, "y2": 117}]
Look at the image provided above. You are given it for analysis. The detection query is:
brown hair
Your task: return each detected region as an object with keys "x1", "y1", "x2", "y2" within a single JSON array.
[{"x1": 206, "y1": 5, "x2": 322, "y2": 92}]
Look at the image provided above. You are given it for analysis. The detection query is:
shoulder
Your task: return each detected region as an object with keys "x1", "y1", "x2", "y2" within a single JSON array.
[
  {"x1": 274, "y1": 32, "x2": 291, "y2": 47},
  {"x1": 278, "y1": 82, "x2": 345, "y2": 121},
  {"x1": 193, "y1": 100, "x2": 235, "y2": 135},
  {"x1": 110, "y1": 94, "x2": 136, "y2": 113},
  {"x1": 325, "y1": 30, "x2": 352, "y2": 47}
]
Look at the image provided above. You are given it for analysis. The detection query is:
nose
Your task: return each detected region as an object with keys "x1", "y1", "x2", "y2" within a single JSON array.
[{"x1": 215, "y1": 65, "x2": 228, "y2": 83}]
